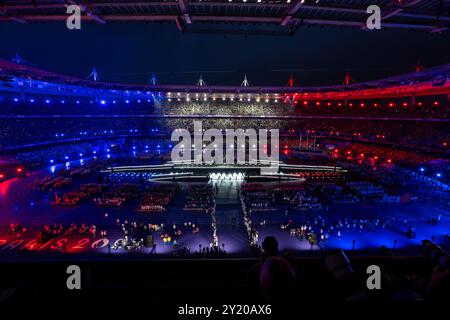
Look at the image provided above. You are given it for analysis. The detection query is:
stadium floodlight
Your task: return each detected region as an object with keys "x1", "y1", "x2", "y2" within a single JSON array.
[
  {"x1": 197, "y1": 75, "x2": 206, "y2": 86},
  {"x1": 149, "y1": 72, "x2": 157, "y2": 85},
  {"x1": 12, "y1": 52, "x2": 24, "y2": 64},
  {"x1": 241, "y1": 74, "x2": 250, "y2": 87},
  {"x1": 87, "y1": 66, "x2": 100, "y2": 81}
]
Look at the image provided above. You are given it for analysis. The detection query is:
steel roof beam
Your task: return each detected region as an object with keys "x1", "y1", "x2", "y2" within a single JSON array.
[
  {"x1": 66, "y1": 0, "x2": 106, "y2": 24},
  {"x1": 281, "y1": 1, "x2": 304, "y2": 26},
  {"x1": 178, "y1": 0, "x2": 191, "y2": 24}
]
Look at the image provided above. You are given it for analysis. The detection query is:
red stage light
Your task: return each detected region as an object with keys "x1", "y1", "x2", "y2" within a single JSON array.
[
  {"x1": 303, "y1": 101, "x2": 308, "y2": 105},
  {"x1": 16, "y1": 167, "x2": 23, "y2": 173},
  {"x1": 402, "y1": 102, "x2": 408, "y2": 107},
  {"x1": 388, "y1": 102, "x2": 394, "y2": 107},
  {"x1": 316, "y1": 101, "x2": 321, "y2": 106},
  {"x1": 387, "y1": 159, "x2": 392, "y2": 163},
  {"x1": 433, "y1": 101, "x2": 439, "y2": 106},
  {"x1": 417, "y1": 102, "x2": 423, "y2": 106},
  {"x1": 327, "y1": 102, "x2": 332, "y2": 106},
  {"x1": 0, "y1": 173, "x2": 4, "y2": 179},
  {"x1": 360, "y1": 103, "x2": 365, "y2": 107}
]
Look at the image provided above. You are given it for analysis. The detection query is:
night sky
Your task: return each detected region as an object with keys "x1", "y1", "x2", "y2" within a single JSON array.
[{"x1": 1, "y1": 22, "x2": 450, "y2": 86}]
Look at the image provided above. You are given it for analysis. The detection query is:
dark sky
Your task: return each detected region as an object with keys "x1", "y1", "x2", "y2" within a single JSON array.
[{"x1": 1, "y1": 22, "x2": 450, "y2": 86}]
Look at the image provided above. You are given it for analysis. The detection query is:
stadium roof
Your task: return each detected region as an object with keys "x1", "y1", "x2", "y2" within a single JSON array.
[
  {"x1": 0, "y1": 0, "x2": 449, "y2": 34},
  {"x1": 1, "y1": 57, "x2": 450, "y2": 97}
]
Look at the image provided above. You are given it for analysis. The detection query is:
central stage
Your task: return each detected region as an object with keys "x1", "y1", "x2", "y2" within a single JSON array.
[{"x1": 102, "y1": 161, "x2": 346, "y2": 181}]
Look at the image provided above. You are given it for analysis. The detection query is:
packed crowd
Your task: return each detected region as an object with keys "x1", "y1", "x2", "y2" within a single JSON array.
[
  {"x1": 138, "y1": 184, "x2": 179, "y2": 212},
  {"x1": 183, "y1": 184, "x2": 215, "y2": 212}
]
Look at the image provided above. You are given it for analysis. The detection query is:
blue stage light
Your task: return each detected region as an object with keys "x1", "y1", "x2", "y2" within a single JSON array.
[
  {"x1": 420, "y1": 168, "x2": 425, "y2": 172},
  {"x1": 13, "y1": 98, "x2": 19, "y2": 102},
  {"x1": 79, "y1": 153, "x2": 83, "y2": 157},
  {"x1": 61, "y1": 100, "x2": 65, "y2": 104},
  {"x1": 45, "y1": 99, "x2": 51, "y2": 104},
  {"x1": 157, "y1": 145, "x2": 160, "y2": 148},
  {"x1": 113, "y1": 100, "x2": 116, "y2": 104},
  {"x1": 125, "y1": 100, "x2": 130, "y2": 104},
  {"x1": 436, "y1": 173, "x2": 442, "y2": 178},
  {"x1": 50, "y1": 159, "x2": 54, "y2": 164},
  {"x1": 100, "y1": 100, "x2": 106, "y2": 105},
  {"x1": 93, "y1": 151, "x2": 97, "y2": 154},
  {"x1": 76, "y1": 100, "x2": 80, "y2": 104},
  {"x1": 64, "y1": 156, "x2": 69, "y2": 160},
  {"x1": 30, "y1": 99, "x2": 35, "y2": 103}
]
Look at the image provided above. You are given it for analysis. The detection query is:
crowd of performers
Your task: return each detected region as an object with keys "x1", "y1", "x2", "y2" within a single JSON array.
[{"x1": 281, "y1": 215, "x2": 394, "y2": 246}]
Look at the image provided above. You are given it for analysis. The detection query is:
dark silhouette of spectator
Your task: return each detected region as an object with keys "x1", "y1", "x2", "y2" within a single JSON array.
[
  {"x1": 261, "y1": 236, "x2": 279, "y2": 260},
  {"x1": 260, "y1": 256, "x2": 297, "y2": 301}
]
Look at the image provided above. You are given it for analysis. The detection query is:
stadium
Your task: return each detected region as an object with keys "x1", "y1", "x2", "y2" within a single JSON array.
[{"x1": 0, "y1": 0, "x2": 449, "y2": 307}]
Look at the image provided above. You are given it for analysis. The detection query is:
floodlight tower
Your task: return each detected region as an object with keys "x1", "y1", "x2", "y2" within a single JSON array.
[
  {"x1": 149, "y1": 72, "x2": 158, "y2": 85},
  {"x1": 88, "y1": 66, "x2": 101, "y2": 82},
  {"x1": 288, "y1": 75, "x2": 294, "y2": 87},
  {"x1": 12, "y1": 52, "x2": 23, "y2": 64},
  {"x1": 241, "y1": 74, "x2": 250, "y2": 87},
  {"x1": 343, "y1": 72, "x2": 353, "y2": 86},
  {"x1": 415, "y1": 61, "x2": 424, "y2": 73},
  {"x1": 197, "y1": 74, "x2": 206, "y2": 86}
]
